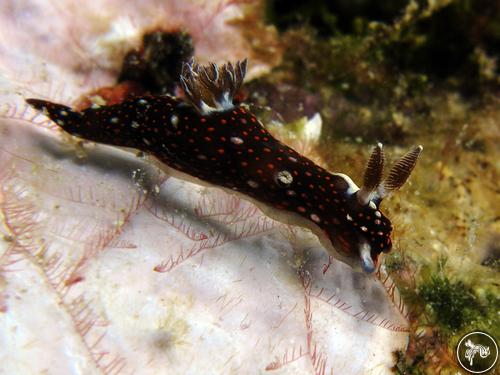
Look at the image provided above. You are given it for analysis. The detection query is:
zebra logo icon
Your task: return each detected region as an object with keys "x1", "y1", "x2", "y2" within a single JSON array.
[{"x1": 457, "y1": 332, "x2": 498, "y2": 373}]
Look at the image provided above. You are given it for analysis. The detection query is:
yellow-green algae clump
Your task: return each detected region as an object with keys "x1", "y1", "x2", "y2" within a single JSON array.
[{"x1": 258, "y1": 0, "x2": 499, "y2": 373}]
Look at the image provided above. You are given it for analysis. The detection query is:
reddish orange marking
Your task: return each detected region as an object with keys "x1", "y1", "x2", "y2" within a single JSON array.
[
  {"x1": 267, "y1": 163, "x2": 274, "y2": 169},
  {"x1": 200, "y1": 118, "x2": 207, "y2": 123},
  {"x1": 208, "y1": 127, "x2": 215, "y2": 132},
  {"x1": 204, "y1": 136, "x2": 212, "y2": 141},
  {"x1": 241, "y1": 161, "x2": 248, "y2": 166},
  {"x1": 263, "y1": 147, "x2": 271, "y2": 153},
  {"x1": 64, "y1": 275, "x2": 84, "y2": 286},
  {"x1": 220, "y1": 119, "x2": 227, "y2": 125},
  {"x1": 217, "y1": 149, "x2": 225, "y2": 155},
  {"x1": 297, "y1": 206, "x2": 306, "y2": 213}
]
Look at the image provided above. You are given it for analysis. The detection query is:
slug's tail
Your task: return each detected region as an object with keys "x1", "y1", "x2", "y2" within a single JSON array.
[
  {"x1": 26, "y1": 98, "x2": 141, "y2": 148},
  {"x1": 26, "y1": 98, "x2": 83, "y2": 135}
]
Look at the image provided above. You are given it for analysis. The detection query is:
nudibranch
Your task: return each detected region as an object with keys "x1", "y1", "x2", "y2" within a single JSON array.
[{"x1": 26, "y1": 59, "x2": 422, "y2": 273}]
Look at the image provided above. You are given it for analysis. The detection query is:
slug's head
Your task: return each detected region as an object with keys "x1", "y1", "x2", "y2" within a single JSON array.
[{"x1": 329, "y1": 143, "x2": 422, "y2": 273}]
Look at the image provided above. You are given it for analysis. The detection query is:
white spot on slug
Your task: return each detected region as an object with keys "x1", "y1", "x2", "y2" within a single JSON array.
[
  {"x1": 310, "y1": 214, "x2": 321, "y2": 223},
  {"x1": 230, "y1": 137, "x2": 244, "y2": 145},
  {"x1": 110, "y1": 117, "x2": 119, "y2": 124},
  {"x1": 60, "y1": 110, "x2": 68, "y2": 116},
  {"x1": 197, "y1": 155, "x2": 207, "y2": 160},
  {"x1": 56, "y1": 119, "x2": 65, "y2": 126},
  {"x1": 131, "y1": 121, "x2": 140, "y2": 128},
  {"x1": 369, "y1": 201, "x2": 377, "y2": 210},
  {"x1": 247, "y1": 180, "x2": 259, "y2": 188},
  {"x1": 275, "y1": 170, "x2": 293, "y2": 186},
  {"x1": 286, "y1": 190, "x2": 296, "y2": 196},
  {"x1": 360, "y1": 226, "x2": 368, "y2": 232},
  {"x1": 171, "y1": 114, "x2": 179, "y2": 128},
  {"x1": 346, "y1": 214, "x2": 353, "y2": 221},
  {"x1": 143, "y1": 138, "x2": 151, "y2": 145},
  {"x1": 288, "y1": 156, "x2": 298, "y2": 162},
  {"x1": 375, "y1": 211, "x2": 381, "y2": 218}
]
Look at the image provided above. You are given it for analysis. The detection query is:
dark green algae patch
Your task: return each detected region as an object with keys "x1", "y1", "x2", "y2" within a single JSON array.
[{"x1": 252, "y1": 1, "x2": 499, "y2": 373}]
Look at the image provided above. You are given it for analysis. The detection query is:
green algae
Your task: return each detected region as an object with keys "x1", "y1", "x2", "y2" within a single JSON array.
[
  {"x1": 419, "y1": 258, "x2": 479, "y2": 332},
  {"x1": 268, "y1": 0, "x2": 499, "y2": 89}
]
